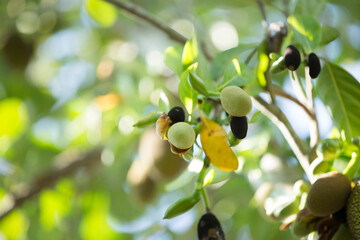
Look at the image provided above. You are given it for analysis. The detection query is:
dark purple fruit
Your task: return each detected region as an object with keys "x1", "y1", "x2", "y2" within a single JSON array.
[
  {"x1": 167, "y1": 107, "x2": 185, "y2": 124},
  {"x1": 284, "y1": 45, "x2": 301, "y2": 71},
  {"x1": 197, "y1": 212, "x2": 225, "y2": 240},
  {"x1": 230, "y1": 116, "x2": 248, "y2": 139},
  {"x1": 308, "y1": 53, "x2": 321, "y2": 78}
]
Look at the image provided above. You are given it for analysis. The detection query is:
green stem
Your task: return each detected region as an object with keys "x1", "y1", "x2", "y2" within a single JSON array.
[
  {"x1": 196, "y1": 158, "x2": 211, "y2": 211},
  {"x1": 343, "y1": 151, "x2": 360, "y2": 180}
]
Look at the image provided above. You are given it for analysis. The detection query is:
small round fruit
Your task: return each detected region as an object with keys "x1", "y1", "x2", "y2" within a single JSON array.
[
  {"x1": 220, "y1": 86, "x2": 252, "y2": 117},
  {"x1": 346, "y1": 181, "x2": 360, "y2": 239},
  {"x1": 197, "y1": 212, "x2": 225, "y2": 240},
  {"x1": 167, "y1": 106, "x2": 185, "y2": 124},
  {"x1": 284, "y1": 45, "x2": 301, "y2": 71},
  {"x1": 308, "y1": 53, "x2": 321, "y2": 78},
  {"x1": 167, "y1": 122, "x2": 195, "y2": 150},
  {"x1": 230, "y1": 116, "x2": 248, "y2": 139},
  {"x1": 306, "y1": 172, "x2": 351, "y2": 217}
]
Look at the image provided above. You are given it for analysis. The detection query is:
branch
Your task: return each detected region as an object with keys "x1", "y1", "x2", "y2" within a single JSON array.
[
  {"x1": 0, "y1": 148, "x2": 102, "y2": 220},
  {"x1": 104, "y1": 0, "x2": 187, "y2": 45},
  {"x1": 255, "y1": 0, "x2": 269, "y2": 29},
  {"x1": 252, "y1": 96, "x2": 314, "y2": 182}
]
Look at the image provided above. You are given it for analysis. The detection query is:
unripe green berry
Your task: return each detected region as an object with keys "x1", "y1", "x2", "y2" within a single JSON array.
[
  {"x1": 167, "y1": 122, "x2": 195, "y2": 150},
  {"x1": 306, "y1": 172, "x2": 351, "y2": 217},
  {"x1": 220, "y1": 86, "x2": 252, "y2": 117},
  {"x1": 284, "y1": 45, "x2": 301, "y2": 71}
]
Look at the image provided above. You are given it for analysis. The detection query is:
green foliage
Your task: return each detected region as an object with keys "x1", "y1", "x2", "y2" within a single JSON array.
[{"x1": 85, "y1": 0, "x2": 118, "y2": 27}]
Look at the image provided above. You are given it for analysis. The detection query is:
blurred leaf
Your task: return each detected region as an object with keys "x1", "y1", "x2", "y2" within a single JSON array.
[
  {"x1": 217, "y1": 59, "x2": 256, "y2": 90},
  {"x1": 40, "y1": 190, "x2": 70, "y2": 229},
  {"x1": 188, "y1": 72, "x2": 209, "y2": 96},
  {"x1": 133, "y1": 111, "x2": 162, "y2": 128},
  {"x1": 85, "y1": 0, "x2": 117, "y2": 27},
  {"x1": 211, "y1": 43, "x2": 257, "y2": 80},
  {"x1": 249, "y1": 111, "x2": 263, "y2": 123},
  {"x1": 257, "y1": 50, "x2": 269, "y2": 87},
  {"x1": 288, "y1": 15, "x2": 321, "y2": 52},
  {"x1": 320, "y1": 26, "x2": 340, "y2": 46},
  {"x1": 0, "y1": 210, "x2": 28, "y2": 239},
  {"x1": 158, "y1": 91, "x2": 170, "y2": 112},
  {"x1": 182, "y1": 36, "x2": 198, "y2": 69},
  {"x1": 179, "y1": 69, "x2": 197, "y2": 114},
  {"x1": 0, "y1": 98, "x2": 28, "y2": 139},
  {"x1": 203, "y1": 169, "x2": 215, "y2": 186},
  {"x1": 200, "y1": 116, "x2": 238, "y2": 171},
  {"x1": 164, "y1": 45, "x2": 183, "y2": 76},
  {"x1": 317, "y1": 61, "x2": 360, "y2": 139},
  {"x1": 163, "y1": 191, "x2": 201, "y2": 219}
]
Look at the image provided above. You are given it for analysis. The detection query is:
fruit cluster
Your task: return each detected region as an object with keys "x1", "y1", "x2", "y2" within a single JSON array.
[
  {"x1": 220, "y1": 85, "x2": 252, "y2": 140},
  {"x1": 291, "y1": 171, "x2": 360, "y2": 239}
]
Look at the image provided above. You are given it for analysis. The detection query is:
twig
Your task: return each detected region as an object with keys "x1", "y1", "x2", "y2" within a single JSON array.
[
  {"x1": 104, "y1": 0, "x2": 187, "y2": 45},
  {"x1": 0, "y1": 148, "x2": 103, "y2": 220},
  {"x1": 290, "y1": 71, "x2": 308, "y2": 106},
  {"x1": 245, "y1": 48, "x2": 258, "y2": 65},
  {"x1": 255, "y1": 0, "x2": 269, "y2": 29},
  {"x1": 271, "y1": 85, "x2": 312, "y2": 118},
  {"x1": 252, "y1": 96, "x2": 314, "y2": 182}
]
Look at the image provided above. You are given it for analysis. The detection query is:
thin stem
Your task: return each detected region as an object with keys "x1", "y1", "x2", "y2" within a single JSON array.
[
  {"x1": 290, "y1": 71, "x2": 308, "y2": 106},
  {"x1": 245, "y1": 48, "x2": 258, "y2": 65},
  {"x1": 201, "y1": 188, "x2": 211, "y2": 212},
  {"x1": 196, "y1": 158, "x2": 211, "y2": 211},
  {"x1": 252, "y1": 96, "x2": 314, "y2": 182},
  {"x1": 305, "y1": 66, "x2": 320, "y2": 149}
]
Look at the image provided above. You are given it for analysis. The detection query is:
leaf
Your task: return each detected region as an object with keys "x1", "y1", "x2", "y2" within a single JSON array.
[
  {"x1": 188, "y1": 72, "x2": 209, "y2": 96},
  {"x1": 200, "y1": 116, "x2": 238, "y2": 171},
  {"x1": 210, "y1": 43, "x2": 257, "y2": 80},
  {"x1": 320, "y1": 26, "x2": 340, "y2": 46},
  {"x1": 257, "y1": 50, "x2": 269, "y2": 87},
  {"x1": 182, "y1": 36, "x2": 198, "y2": 70},
  {"x1": 203, "y1": 169, "x2": 215, "y2": 186},
  {"x1": 0, "y1": 98, "x2": 28, "y2": 139},
  {"x1": 163, "y1": 191, "x2": 201, "y2": 219},
  {"x1": 288, "y1": 15, "x2": 321, "y2": 52},
  {"x1": 179, "y1": 69, "x2": 197, "y2": 114},
  {"x1": 317, "y1": 61, "x2": 360, "y2": 139},
  {"x1": 85, "y1": 0, "x2": 117, "y2": 27},
  {"x1": 164, "y1": 45, "x2": 183, "y2": 76},
  {"x1": 133, "y1": 111, "x2": 162, "y2": 128}
]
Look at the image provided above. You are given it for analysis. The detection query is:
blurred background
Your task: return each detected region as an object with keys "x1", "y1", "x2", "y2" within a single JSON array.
[{"x1": 0, "y1": 0, "x2": 359, "y2": 239}]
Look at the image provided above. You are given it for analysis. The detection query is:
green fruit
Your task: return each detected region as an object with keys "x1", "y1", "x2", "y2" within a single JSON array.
[
  {"x1": 167, "y1": 122, "x2": 196, "y2": 150},
  {"x1": 291, "y1": 219, "x2": 315, "y2": 237},
  {"x1": 220, "y1": 86, "x2": 252, "y2": 117},
  {"x1": 306, "y1": 172, "x2": 351, "y2": 217},
  {"x1": 332, "y1": 224, "x2": 353, "y2": 240},
  {"x1": 346, "y1": 182, "x2": 360, "y2": 239}
]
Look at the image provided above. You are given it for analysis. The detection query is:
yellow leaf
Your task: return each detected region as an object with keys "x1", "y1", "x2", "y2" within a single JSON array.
[{"x1": 200, "y1": 116, "x2": 238, "y2": 171}]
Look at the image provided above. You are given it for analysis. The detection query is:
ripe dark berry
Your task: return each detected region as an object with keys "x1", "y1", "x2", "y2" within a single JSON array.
[
  {"x1": 308, "y1": 53, "x2": 321, "y2": 78},
  {"x1": 284, "y1": 45, "x2": 301, "y2": 71},
  {"x1": 230, "y1": 116, "x2": 248, "y2": 139},
  {"x1": 167, "y1": 106, "x2": 185, "y2": 124},
  {"x1": 197, "y1": 212, "x2": 225, "y2": 240}
]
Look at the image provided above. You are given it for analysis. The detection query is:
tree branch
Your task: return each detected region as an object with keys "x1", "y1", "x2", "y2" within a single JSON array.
[
  {"x1": 252, "y1": 96, "x2": 314, "y2": 182},
  {"x1": 104, "y1": 0, "x2": 187, "y2": 45},
  {"x1": 255, "y1": 0, "x2": 269, "y2": 29},
  {"x1": 0, "y1": 148, "x2": 102, "y2": 220}
]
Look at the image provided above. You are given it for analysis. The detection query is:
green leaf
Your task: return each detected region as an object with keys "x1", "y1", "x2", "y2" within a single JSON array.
[
  {"x1": 85, "y1": 0, "x2": 117, "y2": 27},
  {"x1": 0, "y1": 210, "x2": 28, "y2": 239},
  {"x1": 320, "y1": 26, "x2": 340, "y2": 46},
  {"x1": 164, "y1": 45, "x2": 183, "y2": 76},
  {"x1": 182, "y1": 36, "x2": 198, "y2": 69},
  {"x1": 133, "y1": 111, "x2": 162, "y2": 128},
  {"x1": 163, "y1": 191, "x2": 201, "y2": 219},
  {"x1": 317, "y1": 61, "x2": 360, "y2": 139},
  {"x1": 179, "y1": 69, "x2": 197, "y2": 114},
  {"x1": 288, "y1": 15, "x2": 321, "y2": 52},
  {"x1": 257, "y1": 50, "x2": 269, "y2": 87},
  {"x1": 210, "y1": 43, "x2": 257, "y2": 80},
  {"x1": 188, "y1": 72, "x2": 209, "y2": 96},
  {"x1": 0, "y1": 98, "x2": 28, "y2": 139}
]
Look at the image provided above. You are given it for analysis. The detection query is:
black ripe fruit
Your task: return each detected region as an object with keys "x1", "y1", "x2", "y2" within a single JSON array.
[
  {"x1": 230, "y1": 116, "x2": 248, "y2": 139},
  {"x1": 284, "y1": 45, "x2": 301, "y2": 71},
  {"x1": 197, "y1": 212, "x2": 225, "y2": 240},
  {"x1": 167, "y1": 106, "x2": 185, "y2": 124},
  {"x1": 308, "y1": 53, "x2": 321, "y2": 78}
]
